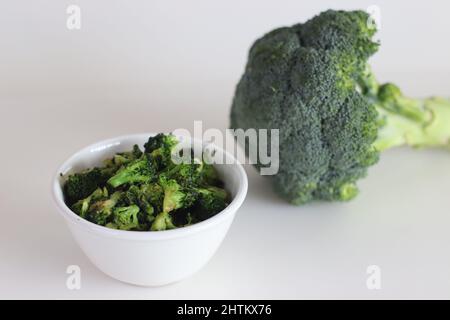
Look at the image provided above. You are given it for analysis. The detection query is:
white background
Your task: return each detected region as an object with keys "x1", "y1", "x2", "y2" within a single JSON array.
[{"x1": 1, "y1": 0, "x2": 449, "y2": 299}]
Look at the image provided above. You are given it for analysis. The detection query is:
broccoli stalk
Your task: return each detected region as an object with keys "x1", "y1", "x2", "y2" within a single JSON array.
[{"x1": 359, "y1": 73, "x2": 450, "y2": 151}]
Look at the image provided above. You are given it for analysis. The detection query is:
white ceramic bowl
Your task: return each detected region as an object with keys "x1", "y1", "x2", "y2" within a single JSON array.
[{"x1": 52, "y1": 133, "x2": 248, "y2": 286}]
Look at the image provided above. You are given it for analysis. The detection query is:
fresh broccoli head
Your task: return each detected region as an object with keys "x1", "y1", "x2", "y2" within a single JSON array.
[
  {"x1": 230, "y1": 9, "x2": 450, "y2": 204},
  {"x1": 107, "y1": 154, "x2": 156, "y2": 188}
]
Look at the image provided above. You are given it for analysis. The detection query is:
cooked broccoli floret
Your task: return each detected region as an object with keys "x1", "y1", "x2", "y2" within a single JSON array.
[
  {"x1": 64, "y1": 168, "x2": 111, "y2": 205},
  {"x1": 165, "y1": 161, "x2": 202, "y2": 186},
  {"x1": 71, "y1": 187, "x2": 109, "y2": 218},
  {"x1": 158, "y1": 175, "x2": 197, "y2": 213},
  {"x1": 124, "y1": 185, "x2": 152, "y2": 213},
  {"x1": 107, "y1": 154, "x2": 156, "y2": 188},
  {"x1": 144, "y1": 133, "x2": 179, "y2": 170},
  {"x1": 230, "y1": 9, "x2": 450, "y2": 204},
  {"x1": 86, "y1": 191, "x2": 123, "y2": 225},
  {"x1": 198, "y1": 163, "x2": 222, "y2": 187},
  {"x1": 105, "y1": 144, "x2": 143, "y2": 168},
  {"x1": 149, "y1": 176, "x2": 198, "y2": 231},
  {"x1": 144, "y1": 133, "x2": 178, "y2": 153},
  {"x1": 193, "y1": 186, "x2": 229, "y2": 220},
  {"x1": 109, "y1": 205, "x2": 140, "y2": 230},
  {"x1": 150, "y1": 211, "x2": 176, "y2": 231},
  {"x1": 139, "y1": 183, "x2": 164, "y2": 212}
]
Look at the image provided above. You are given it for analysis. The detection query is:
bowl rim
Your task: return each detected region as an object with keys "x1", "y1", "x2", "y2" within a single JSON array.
[{"x1": 52, "y1": 133, "x2": 248, "y2": 241}]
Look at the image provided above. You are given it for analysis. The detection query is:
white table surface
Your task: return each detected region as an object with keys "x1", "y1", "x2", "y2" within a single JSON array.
[{"x1": 1, "y1": 0, "x2": 449, "y2": 299}]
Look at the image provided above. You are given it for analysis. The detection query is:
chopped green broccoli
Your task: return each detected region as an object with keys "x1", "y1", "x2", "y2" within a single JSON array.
[
  {"x1": 144, "y1": 133, "x2": 179, "y2": 170},
  {"x1": 150, "y1": 211, "x2": 176, "y2": 231},
  {"x1": 159, "y1": 175, "x2": 198, "y2": 213},
  {"x1": 64, "y1": 168, "x2": 111, "y2": 205},
  {"x1": 230, "y1": 9, "x2": 450, "y2": 204},
  {"x1": 71, "y1": 187, "x2": 108, "y2": 218},
  {"x1": 111, "y1": 205, "x2": 140, "y2": 230},
  {"x1": 86, "y1": 191, "x2": 123, "y2": 225},
  {"x1": 193, "y1": 187, "x2": 229, "y2": 220},
  {"x1": 63, "y1": 134, "x2": 230, "y2": 231},
  {"x1": 139, "y1": 183, "x2": 164, "y2": 212}
]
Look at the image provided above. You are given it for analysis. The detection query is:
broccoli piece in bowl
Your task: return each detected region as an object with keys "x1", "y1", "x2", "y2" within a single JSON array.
[
  {"x1": 107, "y1": 154, "x2": 157, "y2": 188},
  {"x1": 64, "y1": 168, "x2": 111, "y2": 205}
]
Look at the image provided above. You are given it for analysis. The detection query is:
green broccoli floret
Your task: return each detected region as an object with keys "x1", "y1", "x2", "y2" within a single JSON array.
[
  {"x1": 107, "y1": 205, "x2": 141, "y2": 230},
  {"x1": 64, "y1": 133, "x2": 230, "y2": 231},
  {"x1": 193, "y1": 186, "x2": 229, "y2": 220},
  {"x1": 64, "y1": 168, "x2": 111, "y2": 205},
  {"x1": 71, "y1": 187, "x2": 109, "y2": 218},
  {"x1": 149, "y1": 176, "x2": 198, "y2": 231},
  {"x1": 144, "y1": 133, "x2": 179, "y2": 169},
  {"x1": 139, "y1": 183, "x2": 164, "y2": 212},
  {"x1": 230, "y1": 9, "x2": 450, "y2": 204},
  {"x1": 107, "y1": 154, "x2": 156, "y2": 188},
  {"x1": 124, "y1": 184, "x2": 159, "y2": 228},
  {"x1": 164, "y1": 153, "x2": 223, "y2": 188},
  {"x1": 144, "y1": 133, "x2": 178, "y2": 153},
  {"x1": 104, "y1": 144, "x2": 144, "y2": 168},
  {"x1": 150, "y1": 211, "x2": 176, "y2": 231},
  {"x1": 86, "y1": 191, "x2": 123, "y2": 225},
  {"x1": 165, "y1": 160, "x2": 203, "y2": 186},
  {"x1": 198, "y1": 163, "x2": 222, "y2": 187},
  {"x1": 158, "y1": 176, "x2": 197, "y2": 213}
]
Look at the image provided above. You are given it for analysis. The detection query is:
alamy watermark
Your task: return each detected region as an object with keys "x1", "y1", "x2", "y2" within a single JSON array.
[
  {"x1": 66, "y1": 5, "x2": 81, "y2": 30},
  {"x1": 66, "y1": 265, "x2": 81, "y2": 290},
  {"x1": 171, "y1": 121, "x2": 279, "y2": 175},
  {"x1": 366, "y1": 265, "x2": 381, "y2": 290}
]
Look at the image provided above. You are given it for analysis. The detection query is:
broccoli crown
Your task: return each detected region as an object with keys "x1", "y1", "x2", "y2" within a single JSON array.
[
  {"x1": 193, "y1": 187, "x2": 229, "y2": 220},
  {"x1": 86, "y1": 191, "x2": 123, "y2": 225},
  {"x1": 111, "y1": 205, "x2": 140, "y2": 230},
  {"x1": 143, "y1": 133, "x2": 179, "y2": 170},
  {"x1": 63, "y1": 168, "x2": 110, "y2": 205},
  {"x1": 107, "y1": 154, "x2": 157, "y2": 188},
  {"x1": 230, "y1": 10, "x2": 380, "y2": 204},
  {"x1": 71, "y1": 187, "x2": 109, "y2": 218},
  {"x1": 159, "y1": 175, "x2": 198, "y2": 213}
]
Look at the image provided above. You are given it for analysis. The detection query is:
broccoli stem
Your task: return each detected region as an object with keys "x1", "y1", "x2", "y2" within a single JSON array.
[
  {"x1": 360, "y1": 67, "x2": 450, "y2": 152},
  {"x1": 374, "y1": 96, "x2": 450, "y2": 151}
]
